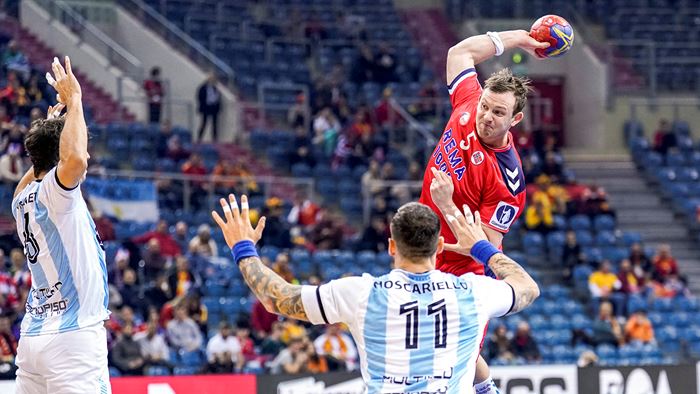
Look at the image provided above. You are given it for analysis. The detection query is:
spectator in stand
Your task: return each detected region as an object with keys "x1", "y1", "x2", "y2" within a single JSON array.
[
  {"x1": 652, "y1": 244, "x2": 678, "y2": 282},
  {"x1": 167, "y1": 255, "x2": 200, "y2": 298},
  {"x1": 357, "y1": 217, "x2": 388, "y2": 253},
  {"x1": 591, "y1": 301, "x2": 624, "y2": 347},
  {"x1": 269, "y1": 336, "x2": 312, "y2": 374},
  {"x1": 309, "y1": 210, "x2": 344, "y2": 250},
  {"x1": 172, "y1": 221, "x2": 188, "y2": 251},
  {"x1": 196, "y1": 72, "x2": 221, "y2": 142},
  {"x1": 287, "y1": 93, "x2": 308, "y2": 129},
  {"x1": 132, "y1": 219, "x2": 181, "y2": 258},
  {"x1": 0, "y1": 264, "x2": 18, "y2": 316},
  {"x1": 483, "y1": 324, "x2": 514, "y2": 363},
  {"x1": 119, "y1": 269, "x2": 143, "y2": 311},
  {"x1": 271, "y1": 253, "x2": 297, "y2": 284},
  {"x1": 374, "y1": 87, "x2": 401, "y2": 129},
  {"x1": 236, "y1": 325, "x2": 257, "y2": 367},
  {"x1": 562, "y1": 230, "x2": 585, "y2": 284},
  {"x1": 145, "y1": 275, "x2": 174, "y2": 317},
  {"x1": 259, "y1": 198, "x2": 292, "y2": 249},
  {"x1": 1, "y1": 41, "x2": 29, "y2": 78},
  {"x1": 287, "y1": 194, "x2": 320, "y2": 229},
  {"x1": 91, "y1": 210, "x2": 115, "y2": 242},
  {"x1": 653, "y1": 119, "x2": 676, "y2": 156},
  {"x1": 373, "y1": 42, "x2": 397, "y2": 84},
  {"x1": 312, "y1": 107, "x2": 341, "y2": 158},
  {"x1": 617, "y1": 259, "x2": 642, "y2": 295},
  {"x1": 165, "y1": 134, "x2": 190, "y2": 162},
  {"x1": 510, "y1": 322, "x2": 541, "y2": 362},
  {"x1": 313, "y1": 323, "x2": 358, "y2": 371},
  {"x1": 589, "y1": 260, "x2": 621, "y2": 302},
  {"x1": 624, "y1": 310, "x2": 654, "y2": 344},
  {"x1": 134, "y1": 320, "x2": 172, "y2": 373},
  {"x1": 251, "y1": 297, "x2": 278, "y2": 339},
  {"x1": 9, "y1": 248, "x2": 29, "y2": 292},
  {"x1": 189, "y1": 224, "x2": 218, "y2": 258},
  {"x1": 541, "y1": 151, "x2": 563, "y2": 181},
  {"x1": 290, "y1": 142, "x2": 316, "y2": 170},
  {"x1": 361, "y1": 160, "x2": 382, "y2": 196},
  {"x1": 111, "y1": 323, "x2": 145, "y2": 376},
  {"x1": 181, "y1": 153, "x2": 208, "y2": 210},
  {"x1": 143, "y1": 66, "x2": 164, "y2": 124},
  {"x1": 167, "y1": 305, "x2": 203, "y2": 353},
  {"x1": 183, "y1": 293, "x2": 208, "y2": 332},
  {"x1": 211, "y1": 158, "x2": 238, "y2": 194},
  {"x1": 0, "y1": 314, "x2": 17, "y2": 379},
  {"x1": 525, "y1": 195, "x2": 554, "y2": 234},
  {"x1": 652, "y1": 273, "x2": 690, "y2": 299},
  {"x1": 206, "y1": 322, "x2": 244, "y2": 373},
  {"x1": 141, "y1": 239, "x2": 168, "y2": 282},
  {"x1": 260, "y1": 321, "x2": 285, "y2": 357},
  {"x1": 0, "y1": 143, "x2": 22, "y2": 184},
  {"x1": 629, "y1": 243, "x2": 652, "y2": 276}
]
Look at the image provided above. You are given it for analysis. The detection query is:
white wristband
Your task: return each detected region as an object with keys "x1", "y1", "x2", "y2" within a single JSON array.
[{"x1": 486, "y1": 31, "x2": 505, "y2": 56}]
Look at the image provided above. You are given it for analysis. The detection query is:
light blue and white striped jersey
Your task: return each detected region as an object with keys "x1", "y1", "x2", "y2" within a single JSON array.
[
  {"x1": 11, "y1": 167, "x2": 110, "y2": 336},
  {"x1": 301, "y1": 269, "x2": 514, "y2": 394}
]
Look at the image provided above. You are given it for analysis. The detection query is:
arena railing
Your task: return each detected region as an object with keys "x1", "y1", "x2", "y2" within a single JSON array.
[
  {"x1": 115, "y1": 0, "x2": 235, "y2": 87},
  {"x1": 36, "y1": 0, "x2": 144, "y2": 81},
  {"x1": 87, "y1": 169, "x2": 315, "y2": 213}
]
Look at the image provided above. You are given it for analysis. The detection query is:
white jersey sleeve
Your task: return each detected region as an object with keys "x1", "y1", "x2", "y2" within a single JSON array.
[
  {"x1": 301, "y1": 276, "x2": 368, "y2": 325},
  {"x1": 462, "y1": 273, "x2": 515, "y2": 318},
  {"x1": 38, "y1": 166, "x2": 81, "y2": 213}
]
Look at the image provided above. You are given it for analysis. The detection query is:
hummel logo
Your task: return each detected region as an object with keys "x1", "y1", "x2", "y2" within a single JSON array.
[{"x1": 506, "y1": 167, "x2": 520, "y2": 192}]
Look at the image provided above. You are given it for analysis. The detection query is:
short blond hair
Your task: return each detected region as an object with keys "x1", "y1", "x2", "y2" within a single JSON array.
[{"x1": 484, "y1": 68, "x2": 533, "y2": 115}]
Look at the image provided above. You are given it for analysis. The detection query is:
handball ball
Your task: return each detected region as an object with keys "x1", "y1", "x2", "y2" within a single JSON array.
[{"x1": 529, "y1": 15, "x2": 574, "y2": 58}]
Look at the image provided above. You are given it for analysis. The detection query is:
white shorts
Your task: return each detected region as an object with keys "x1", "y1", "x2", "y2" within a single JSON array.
[{"x1": 15, "y1": 323, "x2": 111, "y2": 394}]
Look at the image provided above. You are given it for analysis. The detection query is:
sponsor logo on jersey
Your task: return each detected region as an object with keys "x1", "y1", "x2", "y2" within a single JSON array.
[
  {"x1": 490, "y1": 201, "x2": 519, "y2": 231},
  {"x1": 471, "y1": 151, "x2": 484, "y2": 166}
]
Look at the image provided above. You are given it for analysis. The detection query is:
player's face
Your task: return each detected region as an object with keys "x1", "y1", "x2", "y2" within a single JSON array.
[{"x1": 476, "y1": 89, "x2": 524, "y2": 147}]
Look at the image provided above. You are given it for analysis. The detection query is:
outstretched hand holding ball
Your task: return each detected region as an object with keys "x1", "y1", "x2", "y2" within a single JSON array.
[{"x1": 529, "y1": 15, "x2": 574, "y2": 58}]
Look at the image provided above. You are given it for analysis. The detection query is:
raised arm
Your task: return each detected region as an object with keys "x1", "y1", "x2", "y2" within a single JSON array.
[
  {"x1": 47, "y1": 56, "x2": 88, "y2": 189},
  {"x1": 446, "y1": 30, "x2": 548, "y2": 85},
  {"x1": 212, "y1": 194, "x2": 309, "y2": 322}
]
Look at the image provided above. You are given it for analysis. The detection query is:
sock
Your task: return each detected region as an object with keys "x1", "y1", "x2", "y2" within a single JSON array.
[{"x1": 474, "y1": 376, "x2": 500, "y2": 394}]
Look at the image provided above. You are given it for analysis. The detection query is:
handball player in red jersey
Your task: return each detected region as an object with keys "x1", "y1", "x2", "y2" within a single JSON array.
[{"x1": 418, "y1": 30, "x2": 549, "y2": 394}]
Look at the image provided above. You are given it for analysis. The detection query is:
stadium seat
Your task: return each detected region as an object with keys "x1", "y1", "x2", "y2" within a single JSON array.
[
  {"x1": 593, "y1": 215, "x2": 616, "y2": 231},
  {"x1": 570, "y1": 215, "x2": 592, "y2": 231},
  {"x1": 651, "y1": 298, "x2": 674, "y2": 313}
]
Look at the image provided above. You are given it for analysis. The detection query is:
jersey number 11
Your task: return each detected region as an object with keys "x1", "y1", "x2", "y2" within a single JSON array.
[{"x1": 399, "y1": 299, "x2": 448, "y2": 350}]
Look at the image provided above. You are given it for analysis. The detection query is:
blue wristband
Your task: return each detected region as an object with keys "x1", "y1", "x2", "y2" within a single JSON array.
[
  {"x1": 232, "y1": 240, "x2": 258, "y2": 265},
  {"x1": 470, "y1": 240, "x2": 501, "y2": 266}
]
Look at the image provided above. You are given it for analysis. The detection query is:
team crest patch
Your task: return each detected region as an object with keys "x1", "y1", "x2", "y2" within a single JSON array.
[
  {"x1": 471, "y1": 151, "x2": 484, "y2": 166},
  {"x1": 489, "y1": 201, "x2": 519, "y2": 231}
]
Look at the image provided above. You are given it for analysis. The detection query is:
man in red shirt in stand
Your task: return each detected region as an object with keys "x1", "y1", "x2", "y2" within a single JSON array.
[{"x1": 419, "y1": 29, "x2": 548, "y2": 394}]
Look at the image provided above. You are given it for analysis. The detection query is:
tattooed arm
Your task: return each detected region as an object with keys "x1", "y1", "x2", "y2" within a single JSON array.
[
  {"x1": 486, "y1": 253, "x2": 539, "y2": 314},
  {"x1": 238, "y1": 256, "x2": 309, "y2": 321}
]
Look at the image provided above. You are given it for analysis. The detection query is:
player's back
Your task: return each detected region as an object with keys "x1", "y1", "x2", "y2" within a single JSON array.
[
  {"x1": 11, "y1": 167, "x2": 109, "y2": 336},
  {"x1": 352, "y1": 269, "x2": 499, "y2": 393}
]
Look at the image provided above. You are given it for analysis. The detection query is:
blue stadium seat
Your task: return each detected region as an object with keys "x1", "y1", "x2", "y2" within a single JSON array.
[
  {"x1": 596, "y1": 344, "x2": 617, "y2": 359},
  {"x1": 657, "y1": 327, "x2": 679, "y2": 342},
  {"x1": 626, "y1": 295, "x2": 647, "y2": 314},
  {"x1": 174, "y1": 366, "x2": 199, "y2": 376},
  {"x1": 620, "y1": 232, "x2": 642, "y2": 247},
  {"x1": 574, "y1": 230, "x2": 593, "y2": 247},
  {"x1": 145, "y1": 366, "x2": 171, "y2": 376},
  {"x1": 522, "y1": 232, "x2": 545, "y2": 256},
  {"x1": 651, "y1": 298, "x2": 674, "y2": 313},
  {"x1": 593, "y1": 215, "x2": 616, "y2": 231},
  {"x1": 570, "y1": 215, "x2": 592, "y2": 231},
  {"x1": 678, "y1": 296, "x2": 700, "y2": 313}
]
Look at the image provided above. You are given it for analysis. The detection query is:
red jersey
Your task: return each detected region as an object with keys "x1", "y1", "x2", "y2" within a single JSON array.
[{"x1": 419, "y1": 68, "x2": 527, "y2": 276}]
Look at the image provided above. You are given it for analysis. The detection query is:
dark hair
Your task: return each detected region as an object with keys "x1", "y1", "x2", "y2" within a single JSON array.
[
  {"x1": 484, "y1": 68, "x2": 533, "y2": 115},
  {"x1": 150, "y1": 67, "x2": 161, "y2": 77},
  {"x1": 390, "y1": 202, "x2": 441, "y2": 260},
  {"x1": 24, "y1": 117, "x2": 65, "y2": 177}
]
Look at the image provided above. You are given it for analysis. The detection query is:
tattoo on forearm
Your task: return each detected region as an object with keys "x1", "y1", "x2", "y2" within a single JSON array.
[
  {"x1": 488, "y1": 254, "x2": 539, "y2": 313},
  {"x1": 238, "y1": 257, "x2": 309, "y2": 321}
]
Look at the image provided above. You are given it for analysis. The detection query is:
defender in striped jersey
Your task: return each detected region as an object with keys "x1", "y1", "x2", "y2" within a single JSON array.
[
  {"x1": 212, "y1": 194, "x2": 539, "y2": 393},
  {"x1": 12, "y1": 57, "x2": 110, "y2": 393}
]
